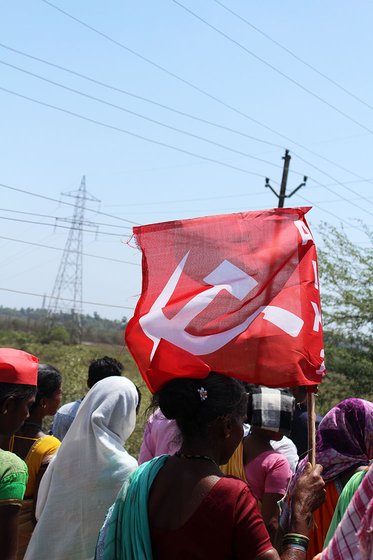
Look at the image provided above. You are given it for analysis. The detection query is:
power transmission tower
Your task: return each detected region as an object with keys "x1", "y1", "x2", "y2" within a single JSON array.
[
  {"x1": 265, "y1": 150, "x2": 307, "y2": 208},
  {"x1": 47, "y1": 176, "x2": 100, "y2": 343}
]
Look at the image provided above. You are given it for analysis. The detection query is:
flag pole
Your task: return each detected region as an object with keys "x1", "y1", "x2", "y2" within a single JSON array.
[{"x1": 307, "y1": 387, "x2": 317, "y2": 466}]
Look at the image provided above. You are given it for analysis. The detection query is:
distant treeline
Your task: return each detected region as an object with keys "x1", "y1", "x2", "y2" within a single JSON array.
[
  {"x1": 0, "y1": 306, "x2": 371, "y2": 415},
  {"x1": 0, "y1": 306, "x2": 126, "y2": 345}
]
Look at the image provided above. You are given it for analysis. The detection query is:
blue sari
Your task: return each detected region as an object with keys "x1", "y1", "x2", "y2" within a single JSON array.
[{"x1": 95, "y1": 455, "x2": 168, "y2": 560}]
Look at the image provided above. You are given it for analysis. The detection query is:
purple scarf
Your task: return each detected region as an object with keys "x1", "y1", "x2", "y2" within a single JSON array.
[
  {"x1": 282, "y1": 398, "x2": 372, "y2": 531},
  {"x1": 313, "y1": 398, "x2": 373, "y2": 481},
  {"x1": 296, "y1": 398, "x2": 373, "y2": 482}
]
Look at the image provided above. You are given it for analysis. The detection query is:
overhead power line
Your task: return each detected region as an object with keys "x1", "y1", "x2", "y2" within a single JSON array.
[
  {"x1": 34, "y1": 4, "x2": 373, "y2": 204},
  {"x1": 0, "y1": 180, "x2": 267, "y2": 212},
  {"x1": 171, "y1": 0, "x2": 373, "y2": 135},
  {"x1": 0, "y1": 172, "x2": 370, "y2": 241},
  {"x1": 0, "y1": 76, "x2": 371, "y2": 219},
  {"x1": 101, "y1": 179, "x2": 373, "y2": 208},
  {"x1": 105, "y1": 189, "x2": 268, "y2": 207},
  {"x1": 212, "y1": 0, "x2": 373, "y2": 112},
  {"x1": 0, "y1": 207, "x2": 135, "y2": 230},
  {"x1": 0, "y1": 59, "x2": 290, "y2": 173},
  {"x1": 291, "y1": 152, "x2": 373, "y2": 216},
  {"x1": 292, "y1": 192, "x2": 369, "y2": 234},
  {"x1": 0, "y1": 177, "x2": 138, "y2": 225},
  {"x1": 0, "y1": 180, "x2": 369, "y2": 245},
  {"x1": 0, "y1": 178, "x2": 367, "y2": 236},
  {"x1": 0, "y1": 235, "x2": 140, "y2": 266},
  {"x1": 39, "y1": 0, "x2": 358, "y2": 158},
  {"x1": 0, "y1": 286, "x2": 134, "y2": 310},
  {"x1": 0, "y1": 86, "x2": 269, "y2": 178},
  {"x1": 4, "y1": 41, "x2": 373, "y2": 193},
  {"x1": 0, "y1": 214, "x2": 130, "y2": 237},
  {"x1": 1, "y1": 78, "x2": 371, "y2": 214},
  {"x1": 0, "y1": 42, "x2": 285, "y2": 152},
  {"x1": 99, "y1": 191, "x2": 373, "y2": 217},
  {"x1": 14, "y1": 52, "x2": 369, "y2": 215}
]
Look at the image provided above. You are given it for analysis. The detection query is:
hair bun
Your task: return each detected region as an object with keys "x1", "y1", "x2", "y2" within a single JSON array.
[
  {"x1": 157, "y1": 378, "x2": 201, "y2": 420},
  {"x1": 152, "y1": 373, "x2": 247, "y2": 440}
]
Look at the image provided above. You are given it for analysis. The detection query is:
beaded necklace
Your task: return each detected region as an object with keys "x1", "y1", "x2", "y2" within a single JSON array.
[{"x1": 174, "y1": 452, "x2": 219, "y2": 468}]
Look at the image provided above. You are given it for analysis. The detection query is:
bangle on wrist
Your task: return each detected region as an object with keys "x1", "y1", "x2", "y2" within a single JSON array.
[
  {"x1": 284, "y1": 544, "x2": 308, "y2": 554},
  {"x1": 284, "y1": 533, "x2": 309, "y2": 542},
  {"x1": 283, "y1": 533, "x2": 309, "y2": 551}
]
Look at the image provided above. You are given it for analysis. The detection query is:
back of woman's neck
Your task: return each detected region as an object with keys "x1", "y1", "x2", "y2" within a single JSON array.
[
  {"x1": 179, "y1": 442, "x2": 221, "y2": 467},
  {"x1": 17, "y1": 413, "x2": 44, "y2": 437},
  {"x1": 243, "y1": 432, "x2": 273, "y2": 463}
]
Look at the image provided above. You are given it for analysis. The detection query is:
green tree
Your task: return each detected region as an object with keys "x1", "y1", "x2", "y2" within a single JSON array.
[
  {"x1": 318, "y1": 223, "x2": 372, "y2": 334},
  {"x1": 317, "y1": 223, "x2": 373, "y2": 403}
]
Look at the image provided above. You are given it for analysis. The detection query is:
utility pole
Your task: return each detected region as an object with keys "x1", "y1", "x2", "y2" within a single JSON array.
[{"x1": 265, "y1": 150, "x2": 307, "y2": 208}]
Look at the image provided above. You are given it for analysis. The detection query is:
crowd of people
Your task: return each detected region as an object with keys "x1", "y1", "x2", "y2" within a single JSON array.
[{"x1": 0, "y1": 347, "x2": 372, "y2": 560}]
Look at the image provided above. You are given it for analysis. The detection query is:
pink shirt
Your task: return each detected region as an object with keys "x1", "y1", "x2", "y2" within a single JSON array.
[
  {"x1": 138, "y1": 409, "x2": 180, "y2": 464},
  {"x1": 244, "y1": 450, "x2": 292, "y2": 501}
]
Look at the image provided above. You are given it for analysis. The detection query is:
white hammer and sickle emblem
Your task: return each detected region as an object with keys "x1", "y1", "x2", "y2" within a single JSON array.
[{"x1": 140, "y1": 252, "x2": 304, "y2": 359}]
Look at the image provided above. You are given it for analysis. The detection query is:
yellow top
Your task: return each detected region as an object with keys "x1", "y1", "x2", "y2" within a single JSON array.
[
  {"x1": 10, "y1": 435, "x2": 60, "y2": 498},
  {"x1": 220, "y1": 441, "x2": 247, "y2": 482}
]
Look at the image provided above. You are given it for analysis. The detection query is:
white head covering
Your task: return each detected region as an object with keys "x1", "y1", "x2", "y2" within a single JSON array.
[{"x1": 25, "y1": 376, "x2": 139, "y2": 560}]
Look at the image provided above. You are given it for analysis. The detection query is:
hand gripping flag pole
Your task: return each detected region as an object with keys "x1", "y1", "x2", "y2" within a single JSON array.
[{"x1": 307, "y1": 387, "x2": 317, "y2": 466}]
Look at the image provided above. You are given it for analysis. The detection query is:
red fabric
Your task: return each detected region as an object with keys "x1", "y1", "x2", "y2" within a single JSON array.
[
  {"x1": 0, "y1": 348, "x2": 38, "y2": 385},
  {"x1": 146, "y1": 339, "x2": 211, "y2": 391},
  {"x1": 151, "y1": 477, "x2": 273, "y2": 560},
  {"x1": 126, "y1": 207, "x2": 325, "y2": 393}
]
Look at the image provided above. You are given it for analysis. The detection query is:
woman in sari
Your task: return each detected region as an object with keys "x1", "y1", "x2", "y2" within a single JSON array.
[
  {"x1": 8, "y1": 364, "x2": 62, "y2": 557},
  {"x1": 0, "y1": 348, "x2": 38, "y2": 560},
  {"x1": 313, "y1": 465, "x2": 373, "y2": 560},
  {"x1": 96, "y1": 372, "x2": 325, "y2": 560},
  {"x1": 285, "y1": 397, "x2": 373, "y2": 559},
  {"x1": 25, "y1": 375, "x2": 139, "y2": 560}
]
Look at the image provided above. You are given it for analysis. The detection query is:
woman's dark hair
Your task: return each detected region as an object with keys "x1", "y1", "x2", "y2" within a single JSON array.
[
  {"x1": 135, "y1": 385, "x2": 142, "y2": 415},
  {"x1": 30, "y1": 364, "x2": 62, "y2": 412},
  {"x1": 0, "y1": 382, "x2": 36, "y2": 405},
  {"x1": 88, "y1": 356, "x2": 123, "y2": 387},
  {"x1": 152, "y1": 372, "x2": 247, "y2": 439}
]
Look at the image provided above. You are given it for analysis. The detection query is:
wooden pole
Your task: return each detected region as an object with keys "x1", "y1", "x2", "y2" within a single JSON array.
[
  {"x1": 278, "y1": 150, "x2": 291, "y2": 208},
  {"x1": 307, "y1": 387, "x2": 317, "y2": 466}
]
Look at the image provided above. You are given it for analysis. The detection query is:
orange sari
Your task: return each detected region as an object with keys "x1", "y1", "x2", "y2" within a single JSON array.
[{"x1": 307, "y1": 480, "x2": 340, "y2": 560}]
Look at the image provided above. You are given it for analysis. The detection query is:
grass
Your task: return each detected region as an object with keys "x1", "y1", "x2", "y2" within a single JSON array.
[{"x1": 1, "y1": 328, "x2": 369, "y2": 457}]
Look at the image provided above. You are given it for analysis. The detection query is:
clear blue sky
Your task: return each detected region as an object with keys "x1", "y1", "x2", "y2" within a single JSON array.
[{"x1": 0, "y1": 0, "x2": 372, "y2": 320}]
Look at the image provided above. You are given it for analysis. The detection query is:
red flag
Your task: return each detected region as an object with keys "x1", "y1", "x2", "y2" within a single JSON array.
[{"x1": 125, "y1": 207, "x2": 325, "y2": 393}]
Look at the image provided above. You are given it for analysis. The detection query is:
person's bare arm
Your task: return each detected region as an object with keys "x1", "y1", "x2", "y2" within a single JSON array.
[
  {"x1": 255, "y1": 463, "x2": 326, "y2": 560},
  {"x1": 261, "y1": 493, "x2": 283, "y2": 545},
  {"x1": 288, "y1": 463, "x2": 326, "y2": 535},
  {"x1": 0, "y1": 504, "x2": 21, "y2": 560}
]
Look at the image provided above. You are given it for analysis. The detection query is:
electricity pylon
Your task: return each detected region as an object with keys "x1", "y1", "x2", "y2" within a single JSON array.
[{"x1": 47, "y1": 176, "x2": 100, "y2": 342}]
